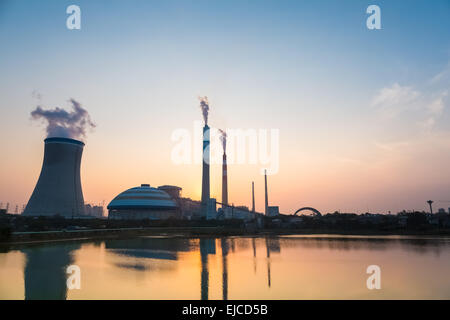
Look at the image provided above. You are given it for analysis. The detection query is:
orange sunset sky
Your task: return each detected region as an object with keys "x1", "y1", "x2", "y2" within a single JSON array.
[{"x1": 1, "y1": 1, "x2": 449, "y2": 214}]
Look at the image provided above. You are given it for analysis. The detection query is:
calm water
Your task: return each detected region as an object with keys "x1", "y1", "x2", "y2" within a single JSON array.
[{"x1": 1, "y1": 235, "x2": 449, "y2": 299}]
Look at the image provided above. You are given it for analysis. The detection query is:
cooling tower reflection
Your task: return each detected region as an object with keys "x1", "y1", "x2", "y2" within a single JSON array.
[{"x1": 21, "y1": 243, "x2": 80, "y2": 300}]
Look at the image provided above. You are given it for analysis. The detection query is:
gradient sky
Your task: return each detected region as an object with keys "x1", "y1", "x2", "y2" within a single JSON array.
[{"x1": 0, "y1": 0, "x2": 449, "y2": 215}]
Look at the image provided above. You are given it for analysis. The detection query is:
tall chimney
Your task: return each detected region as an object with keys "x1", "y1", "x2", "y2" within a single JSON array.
[
  {"x1": 252, "y1": 181, "x2": 255, "y2": 213},
  {"x1": 222, "y1": 152, "x2": 228, "y2": 207},
  {"x1": 24, "y1": 137, "x2": 85, "y2": 217},
  {"x1": 264, "y1": 170, "x2": 269, "y2": 216},
  {"x1": 201, "y1": 125, "x2": 210, "y2": 217}
]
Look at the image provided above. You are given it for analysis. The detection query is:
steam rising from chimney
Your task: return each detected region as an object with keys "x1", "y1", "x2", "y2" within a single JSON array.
[
  {"x1": 198, "y1": 96, "x2": 209, "y2": 125},
  {"x1": 31, "y1": 99, "x2": 95, "y2": 141},
  {"x1": 219, "y1": 129, "x2": 227, "y2": 153}
]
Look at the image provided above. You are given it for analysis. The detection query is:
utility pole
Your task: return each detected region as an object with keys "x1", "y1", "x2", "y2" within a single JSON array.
[
  {"x1": 264, "y1": 170, "x2": 268, "y2": 216},
  {"x1": 252, "y1": 181, "x2": 255, "y2": 213}
]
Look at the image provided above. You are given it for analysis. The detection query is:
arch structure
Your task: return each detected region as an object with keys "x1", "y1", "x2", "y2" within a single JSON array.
[{"x1": 293, "y1": 207, "x2": 322, "y2": 217}]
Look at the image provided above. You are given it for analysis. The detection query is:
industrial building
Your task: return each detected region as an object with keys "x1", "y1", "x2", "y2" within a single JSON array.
[
  {"x1": 23, "y1": 137, "x2": 86, "y2": 218},
  {"x1": 267, "y1": 206, "x2": 280, "y2": 217},
  {"x1": 84, "y1": 204, "x2": 104, "y2": 218},
  {"x1": 159, "y1": 185, "x2": 216, "y2": 220},
  {"x1": 157, "y1": 185, "x2": 182, "y2": 200},
  {"x1": 107, "y1": 184, "x2": 180, "y2": 220},
  {"x1": 157, "y1": 185, "x2": 202, "y2": 219},
  {"x1": 21, "y1": 97, "x2": 263, "y2": 222}
]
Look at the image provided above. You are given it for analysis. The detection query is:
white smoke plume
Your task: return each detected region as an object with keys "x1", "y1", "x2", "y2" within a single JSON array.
[
  {"x1": 198, "y1": 96, "x2": 209, "y2": 125},
  {"x1": 219, "y1": 129, "x2": 227, "y2": 153},
  {"x1": 31, "y1": 98, "x2": 95, "y2": 141}
]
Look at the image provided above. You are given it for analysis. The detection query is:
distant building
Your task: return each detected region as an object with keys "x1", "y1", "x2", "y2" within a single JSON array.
[
  {"x1": 438, "y1": 208, "x2": 446, "y2": 214},
  {"x1": 152, "y1": 184, "x2": 256, "y2": 221},
  {"x1": 84, "y1": 204, "x2": 104, "y2": 218},
  {"x1": 206, "y1": 198, "x2": 217, "y2": 220},
  {"x1": 156, "y1": 185, "x2": 206, "y2": 220},
  {"x1": 108, "y1": 184, "x2": 180, "y2": 220},
  {"x1": 267, "y1": 206, "x2": 279, "y2": 217},
  {"x1": 359, "y1": 213, "x2": 383, "y2": 225},
  {"x1": 177, "y1": 197, "x2": 201, "y2": 219},
  {"x1": 232, "y1": 206, "x2": 254, "y2": 221},
  {"x1": 398, "y1": 215, "x2": 408, "y2": 227},
  {"x1": 427, "y1": 214, "x2": 440, "y2": 226},
  {"x1": 158, "y1": 185, "x2": 182, "y2": 200}
]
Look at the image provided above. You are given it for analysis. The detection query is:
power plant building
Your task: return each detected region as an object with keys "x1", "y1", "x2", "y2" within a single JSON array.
[
  {"x1": 267, "y1": 206, "x2": 280, "y2": 217},
  {"x1": 157, "y1": 185, "x2": 182, "y2": 200},
  {"x1": 107, "y1": 184, "x2": 180, "y2": 220},
  {"x1": 84, "y1": 204, "x2": 104, "y2": 218},
  {"x1": 23, "y1": 137, "x2": 86, "y2": 218}
]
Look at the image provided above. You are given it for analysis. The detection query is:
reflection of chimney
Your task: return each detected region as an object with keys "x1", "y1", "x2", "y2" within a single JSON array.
[
  {"x1": 265, "y1": 237, "x2": 271, "y2": 288},
  {"x1": 264, "y1": 170, "x2": 269, "y2": 216},
  {"x1": 24, "y1": 137, "x2": 85, "y2": 217},
  {"x1": 252, "y1": 181, "x2": 255, "y2": 213},
  {"x1": 221, "y1": 238, "x2": 229, "y2": 300},
  {"x1": 252, "y1": 238, "x2": 257, "y2": 274},
  {"x1": 200, "y1": 239, "x2": 209, "y2": 300},
  {"x1": 222, "y1": 153, "x2": 228, "y2": 207},
  {"x1": 201, "y1": 125, "x2": 210, "y2": 217}
]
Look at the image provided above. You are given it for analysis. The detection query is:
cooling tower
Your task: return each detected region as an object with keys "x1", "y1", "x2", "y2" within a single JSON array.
[
  {"x1": 201, "y1": 125, "x2": 210, "y2": 217},
  {"x1": 23, "y1": 137, "x2": 85, "y2": 218},
  {"x1": 222, "y1": 153, "x2": 228, "y2": 207}
]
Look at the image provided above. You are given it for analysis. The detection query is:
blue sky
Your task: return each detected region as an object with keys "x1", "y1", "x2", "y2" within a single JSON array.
[{"x1": 0, "y1": 0, "x2": 449, "y2": 213}]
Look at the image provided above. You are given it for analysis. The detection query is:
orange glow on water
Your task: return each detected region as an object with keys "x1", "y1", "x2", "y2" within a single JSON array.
[{"x1": 1, "y1": 236, "x2": 449, "y2": 300}]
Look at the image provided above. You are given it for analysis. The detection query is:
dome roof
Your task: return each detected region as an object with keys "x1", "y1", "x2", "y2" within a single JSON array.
[{"x1": 107, "y1": 184, "x2": 177, "y2": 210}]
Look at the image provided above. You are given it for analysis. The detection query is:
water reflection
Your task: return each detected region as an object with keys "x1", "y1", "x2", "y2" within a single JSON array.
[
  {"x1": 2, "y1": 235, "x2": 448, "y2": 300},
  {"x1": 276, "y1": 235, "x2": 450, "y2": 254},
  {"x1": 221, "y1": 238, "x2": 229, "y2": 300},
  {"x1": 252, "y1": 238, "x2": 257, "y2": 274},
  {"x1": 199, "y1": 239, "x2": 215, "y2": 300},
  {"x1": 105, "y1": 237, "x2": 192, "y2": 272},
  {"x1": 21, "y1": 243, "x2": 80, "y2": 300}
]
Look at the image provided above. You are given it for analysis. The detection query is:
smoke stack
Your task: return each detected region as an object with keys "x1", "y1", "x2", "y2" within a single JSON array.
[
  {"x1": 222, "y1": 153, "x2": 228, "y2": 206},
  {"x1": 252, "y1": 181, "x2": 255, "y2": 213},
  {"x1": 201, "y1": 125, "x2": 210, "y2": 217},
  {"x1": 264, "y1": 170, "x2": 268, "y2": 216},
  {"x1": 219, "y1": 129, "x2": 228, "y2": 207},
  {"x1": 23, "y1": 137, "x2": 85, "y2": 217}
]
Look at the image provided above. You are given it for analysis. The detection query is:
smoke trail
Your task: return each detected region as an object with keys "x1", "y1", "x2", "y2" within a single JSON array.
[
  {"x1": 199, "y1": 96, "x2": 209, "y2": 125},
  {"x1": 219, "y1": 129, "x2": 227, "y2": 153},
  {"x1": 31, "y1": 98, "x2": 95, "y2": 140}
]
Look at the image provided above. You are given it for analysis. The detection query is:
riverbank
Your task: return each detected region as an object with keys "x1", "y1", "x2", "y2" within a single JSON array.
[{"x1": 1, "y1": 226, "x2": 449, "y2": 246}]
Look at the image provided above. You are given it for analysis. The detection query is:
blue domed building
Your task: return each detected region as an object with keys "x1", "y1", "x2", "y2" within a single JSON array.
[{"x1": 107, "y1": 184, "x2": 180, "y2": 220}]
